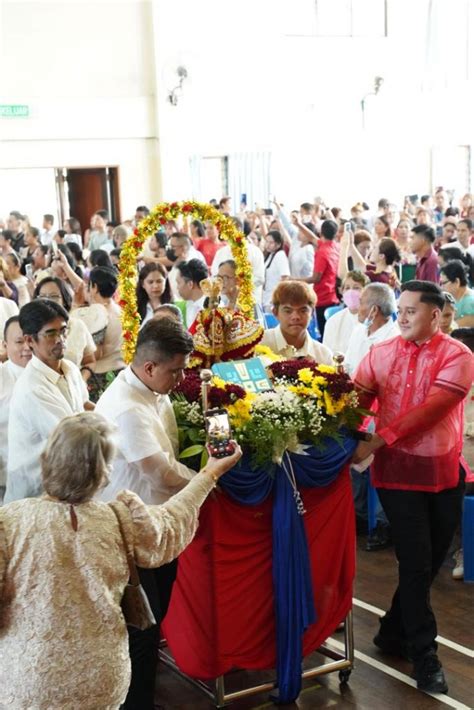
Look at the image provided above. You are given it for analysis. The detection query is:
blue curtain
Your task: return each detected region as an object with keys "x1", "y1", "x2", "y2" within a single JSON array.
[{"x1": 219, "y1": 433, "x2": 358, "y2": 703}]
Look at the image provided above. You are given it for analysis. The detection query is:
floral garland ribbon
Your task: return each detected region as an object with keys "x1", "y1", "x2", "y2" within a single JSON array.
[{"x1": 118, "y1": 200, "x2": 255, "y2": 363}]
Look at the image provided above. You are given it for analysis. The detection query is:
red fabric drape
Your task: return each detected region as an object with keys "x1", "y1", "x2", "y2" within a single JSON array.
[{"x1": 163, "y1": 467, "x2": 355, "y2": 679}]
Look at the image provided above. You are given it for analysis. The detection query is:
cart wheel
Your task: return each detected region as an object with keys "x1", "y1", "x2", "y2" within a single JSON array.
[{"x1": 339, "y1": 669, "x2": 351, "y2": 684}]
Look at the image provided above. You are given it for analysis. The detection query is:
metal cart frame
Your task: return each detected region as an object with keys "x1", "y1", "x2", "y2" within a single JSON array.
[{"x1": 159, "y1": 609, "x2": 354, "y2": 708}]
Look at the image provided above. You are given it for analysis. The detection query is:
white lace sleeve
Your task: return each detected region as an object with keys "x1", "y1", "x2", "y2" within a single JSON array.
[
  {"x1": 112, "y1": 473, "x2": 215, "y2": 568},
  {"x1": 0, "y1": 513, "x2": 6, "y2": 607}
]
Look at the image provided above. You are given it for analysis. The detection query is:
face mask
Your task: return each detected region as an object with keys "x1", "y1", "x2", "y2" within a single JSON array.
[
  {"x1": 362, "y1": 307, "x2": 376, "y2": 329},
  {"x1": 166, "y1": 247, "x2": 177, "y2": 262},
  {"x1": 342, "y1": 289, "x2": 361, "y2": 311}
]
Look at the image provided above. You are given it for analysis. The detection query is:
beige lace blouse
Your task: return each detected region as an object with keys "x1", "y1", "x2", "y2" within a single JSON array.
[{"x1": 0, "y1": 474, "x2": 214, "y2": 710}]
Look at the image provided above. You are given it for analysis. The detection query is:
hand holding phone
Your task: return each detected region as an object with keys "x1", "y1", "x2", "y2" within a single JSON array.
[
  {"x1": 25, "y1": 263, "x2": 34, "y2": 281},
  {"x1": 51, "y1": 240, "x2": 59, "y2": 258},
  {"x1": 204, "y1": 408, "x2": 235, "y2": 459}
]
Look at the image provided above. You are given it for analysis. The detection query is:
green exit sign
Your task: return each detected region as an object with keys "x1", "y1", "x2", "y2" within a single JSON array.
[{"x1": 0, "y1": 104, "x2": 30, "y2": 118}]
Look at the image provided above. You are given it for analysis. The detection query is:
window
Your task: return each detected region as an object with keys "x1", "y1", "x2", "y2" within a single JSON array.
[
  {"x1": 284, "y1": 0, "x2": 388, "y2": 38},
  {"x1": 198, "y1": 157, "x2": 228, "y2": 202},
  {"x1": 431, "y1": 146, "x2": 471, "y2": 197}
]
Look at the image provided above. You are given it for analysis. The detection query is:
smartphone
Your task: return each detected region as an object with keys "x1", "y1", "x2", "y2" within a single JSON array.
[
  {"x1": 51, "y1": 240, "x2": 59, "y2": 257},
  {"x1": 240, "y1": 193, "x2": 247, "y2": 206},
  {"x1": 25, "y1": 263, "x2": 34, "y2": 280},
  {"x1": 263, "y1": 208, "x2": 273, "y2": 216},
  {"x1": 344, "y1": 221, "x2": 352, "y2": 233},
  {"x1": 204, "y1": 407, "x2": 235, "y2": 459}
]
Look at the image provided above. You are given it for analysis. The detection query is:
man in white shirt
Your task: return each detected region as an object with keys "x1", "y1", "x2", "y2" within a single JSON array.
[
  {"x1": 175, "y1": 258, "x2": 208, "y2": 329},
  {"x1": 40, "y1": 213, "x2": 56, "y2": 246},
  {"x1": 323, "y1": 271, "x2": 368, "y2": 355},
  {"x1": 344, "y1": 283, "x2": 399, "y2": 375},
  {"x1": 211, "y1": 220, "x2": 265, "y2": 305},
  {"x1": 5, "y1": 300, "x2": 90, "y2": 503},
  {"x1": 440, "y1": 218, "x2": 474, "y2": 258},
  {"x1": 0, "y1": 316, "x2": 32, "y2": 501},
  {"x1": 345, "y1": 282, "x2": 399, "y2": 550},
  {"x1": 96, "y1": 317, "x2": 196, "y2": 709},
  {"x1": 167, "y1": 232, "x2": 206, "y2": 299},
  {"x1": 261, "y1": 280, "x2": 333, "y2": 364}
]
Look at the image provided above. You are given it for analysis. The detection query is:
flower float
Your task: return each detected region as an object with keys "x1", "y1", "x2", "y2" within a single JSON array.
[{"x1": 118, "y1": 200, "x2": 255, "y2": 363}]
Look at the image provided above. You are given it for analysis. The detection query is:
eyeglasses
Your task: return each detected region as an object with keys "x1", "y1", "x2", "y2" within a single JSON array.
[
  {"x1": 439, "y1": 279, "x2": 449, "y2": 287},
  {"x1": 37, "y1": 326, "x2": 69, "y2": 341},
  {"x1": 219, "y1": 275, "x2": 236, "y2": 282},
  {"x1": 38, "y1": 293, "x2": 63, "y2": 302},
  {"x1": 442, "y1": 291, "x2": 456, "y2": 306}
]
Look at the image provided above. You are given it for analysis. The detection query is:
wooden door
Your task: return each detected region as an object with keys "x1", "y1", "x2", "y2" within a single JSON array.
[{"x1": 56, "y1": 167, "x2": 121, "y2": 234}]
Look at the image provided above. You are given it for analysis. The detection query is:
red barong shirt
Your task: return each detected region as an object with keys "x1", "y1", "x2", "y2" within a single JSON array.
[{"x1": 354, "y1": 332, "x2": 474, "y2": 492}]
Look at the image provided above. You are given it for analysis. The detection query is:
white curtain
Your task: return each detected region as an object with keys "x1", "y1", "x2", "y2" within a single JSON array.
[
  {"x1": 189, "y1": 154, "x2": 202, "y2": 199},
  {"x1": 227, "y1": 151, "x2": 272, "y2": 211},
  {"x1": 424, "y1": 0, "x2": 470, "y2": 90}
]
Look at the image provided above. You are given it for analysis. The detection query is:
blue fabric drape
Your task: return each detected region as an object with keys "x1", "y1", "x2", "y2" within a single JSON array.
[{"x1": 219, "y1": 433, "x2": 358, "y2": 703}]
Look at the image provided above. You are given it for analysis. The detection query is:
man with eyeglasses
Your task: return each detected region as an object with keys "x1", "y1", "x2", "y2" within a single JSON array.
[{"x1": 4, "y1": 300, "x2": 92, "y2": 503}]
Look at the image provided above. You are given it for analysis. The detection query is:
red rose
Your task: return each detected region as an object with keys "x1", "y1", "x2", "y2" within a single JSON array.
[
  {"x1": 159, "y1": 217, "x2": 167, "y2": 225},
  {"x1": 133, "y1": 228, "x2": 139, "y2": 236},
  {"x1": 118, "y1": 299, "x2": 127, "y2": 308},
  {"x1": 124, "y1": 331, "x2": 133, "y2": 341},
  {"x1": 173, "y1": 370, "x2": 202, "y2": 402},
  {"x1": 182, "y1": 203, "x2": 192, "y2": 213}
]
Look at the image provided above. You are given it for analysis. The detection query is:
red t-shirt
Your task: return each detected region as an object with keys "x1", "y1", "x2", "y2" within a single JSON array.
[
  {"x1": 197, "y1": 239, "x2": 225, "y2": 267},
  {"x1": 415, "y1": 246, "x2": 439, "y2": 283},
  {"x1": 313, "y1": 240, "x2": 340, "y2": 307},
  {"x1": 365, "y1": 264, "x2": 398, "y2": 290}
]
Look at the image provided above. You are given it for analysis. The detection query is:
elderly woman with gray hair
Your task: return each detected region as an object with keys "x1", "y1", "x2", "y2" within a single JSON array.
[{"x1": 0, "y1": 412, "x2": 241, "y2": 710}]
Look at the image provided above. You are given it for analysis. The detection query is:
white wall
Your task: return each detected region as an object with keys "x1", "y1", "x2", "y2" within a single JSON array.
[
  {"x1": 0, "y1": 0, "x2": 473, "y2": 221},
  {"x1": 152, "y1": 0, "x2": 474, "y2": 210},
  {"x1": 0, "y1": 0, "x2": 162, "y2": 223}
]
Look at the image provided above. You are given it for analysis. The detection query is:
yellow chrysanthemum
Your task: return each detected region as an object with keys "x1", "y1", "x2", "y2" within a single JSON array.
[
  {"x1": 211, "y1": 376, "x2": 227, "y2": 390},
  {"x1": 324, "y1": 390, "x2": 336, "y2": 416},
  {"x1": 297, "y1": 368, "x2": 314, "y2": 384},
  {"x1": 311, "y1": 383, "x2": 324, "y2": 399},
  {"x1": 254, "y1": 344, "x2": 282, "y2": 362},
  {"x1": 312, "y1": 376, "x2": 327, "y2": 386},
  {"x1": 227, "y1": 397, "x2": 254, "y2": 428},
  {"x1": 316, "y1": 364, "x2": 337, "y2": 374}
]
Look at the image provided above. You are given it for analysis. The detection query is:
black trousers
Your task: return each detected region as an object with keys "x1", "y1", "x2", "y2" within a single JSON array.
[
  {"x1": 377, "y1": 474, "x2": 464, "y2": 664},
  {"x1": 122, "y1": 560, "x2": 178, "y2": 710},
  {"x1": 315, "y1": 304, "x2": 335, "y2": 339}
]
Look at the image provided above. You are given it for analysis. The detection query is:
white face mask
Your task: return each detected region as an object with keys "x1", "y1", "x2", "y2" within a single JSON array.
[{"x1": 362, "y1": 306, "x2": 376, "y2": 328}]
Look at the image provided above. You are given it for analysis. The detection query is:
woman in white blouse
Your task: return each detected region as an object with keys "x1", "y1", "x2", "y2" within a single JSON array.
[
  {"x1": 137, "y1": 262, "x2": 173, "y2": 327},
  {"x1": 262, "y1": 230, "x2": 290, "y2": 310},
  {"x1": 0, "y1": 412, "x2": 241, "y2": 710},
  {"x1": 5, "y1": 252, "x2": 30, "y2": 307}
]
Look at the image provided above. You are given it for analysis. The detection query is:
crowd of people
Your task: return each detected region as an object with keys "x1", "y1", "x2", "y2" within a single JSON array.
[{"x1": 0, "y1": 188, "x2": 473, "y2": 707}]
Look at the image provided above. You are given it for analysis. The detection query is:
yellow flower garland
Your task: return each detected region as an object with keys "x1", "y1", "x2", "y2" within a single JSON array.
[{"x1": 118, "y1": 200, "x2": 255, "y2": 363}]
